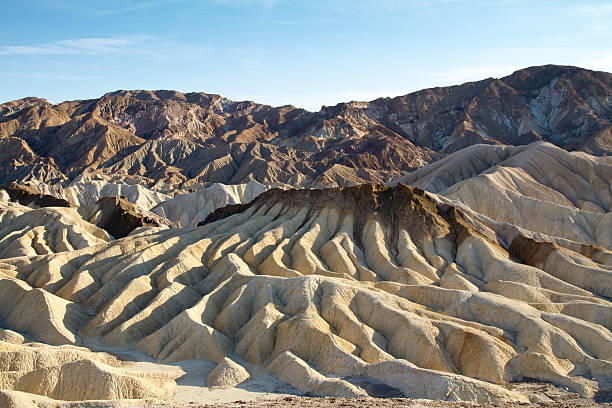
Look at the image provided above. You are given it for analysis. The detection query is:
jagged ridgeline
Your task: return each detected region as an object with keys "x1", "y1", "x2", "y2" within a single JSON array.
[
  {"x1": 0, "y1": 64, "x2": 611, "y2": 406},
  {"x1": 1, "y1": 182, "x2": 611, "y2": 404},
  {"x1": 1, "y1": 65, "x2": 610, "y2": 188}
]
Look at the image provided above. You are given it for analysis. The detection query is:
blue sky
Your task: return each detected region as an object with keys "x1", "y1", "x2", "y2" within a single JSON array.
[{"x1": 1, "y1": 0, "x2": 611, "y2": 111}]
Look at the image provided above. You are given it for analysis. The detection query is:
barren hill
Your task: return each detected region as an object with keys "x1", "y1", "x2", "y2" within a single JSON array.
[
  {"x1": 395, "y1": 141, "x2": 612, "y2": 248},
  {"x1": 0, "y1": 66, "x2": 611, "y2": 407},
  {"x1": 0, "y1": 161, "x2": 610, "y2": 405},
  {"x1": 1, "y1": 65, "x2": 610, "y2": 187}
]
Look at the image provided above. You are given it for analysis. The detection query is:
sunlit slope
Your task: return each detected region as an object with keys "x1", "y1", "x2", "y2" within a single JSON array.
[
  {"x1": 396, "y1": 142, "x2": 612, "y2": 248},
  {"x1": 0, "y1": 184, "x2": 609, "y2": 403}
]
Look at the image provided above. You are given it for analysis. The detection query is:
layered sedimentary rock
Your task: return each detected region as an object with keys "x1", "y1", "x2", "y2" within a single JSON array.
[
  {"x1": 395, "y1": 141, "x2": 612, "y2": 248},
  {"x1": 0, "y1": 182, "x2": 609, "y2": 404},
  {"x1": 77, "y1": 196, "x2": 171, "y2": 238},
  {"x1": 1, "y1": 65, "x2": 610, "y2": 188},
  {"x1": 0, "y1": 65, "x2": 610, "y2": 405},
  {"x1": 0, "y1": 183, "x2": 70, "y2": 208},
  {"x1": 0, "y1": 193, "x2": 112, "y2": 258},
  {"x1": 41, "y1": 179, "x2": 172, "y2": 209},
  {"x1": 0, "y1": 331, "x2": 181, "y2": 403},
  {"x1": 31, "y1": 178, "x2": 270, "y2": 229},
  {"x1": 150, "y1": 180, "x2": 269, "y2": 227}
]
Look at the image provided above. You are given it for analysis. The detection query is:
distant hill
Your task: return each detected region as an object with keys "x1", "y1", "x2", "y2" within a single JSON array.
[{"x1": 1, "y1": 64, "x2": 610, "y2": 187}]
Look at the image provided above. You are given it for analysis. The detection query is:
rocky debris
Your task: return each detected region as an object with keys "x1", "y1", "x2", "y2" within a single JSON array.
[
  {"x1": 0, "y1": 392, "x2": 606, "y2": 408},
  {"x1": 0, "y1": 390, "x2": 155, "y2": 408},
  {"x1": 0, "y1": 183, "x2": 70, "y2": 208}
]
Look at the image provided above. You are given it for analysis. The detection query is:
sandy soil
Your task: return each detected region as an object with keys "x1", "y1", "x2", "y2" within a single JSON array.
[
  {"x1": 141, "y1": 381, "x2": 612, "y2": 408},
  {"x1": 172, "y1": 360, "x2": 298, "y2": 404},
  {"x1": 148, "y1": 396, "x2": 611, "y2": 408},
  {"x1": 86, "y1": 343, "x2": 612, "y2": 408}
]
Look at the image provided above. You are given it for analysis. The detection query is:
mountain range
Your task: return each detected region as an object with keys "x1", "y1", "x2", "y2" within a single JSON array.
[
  {"x1": 0, "y1": 65, "x2": 611, "y2": 407},
  {"x1": 1, "y1": 64, "x2": 610, "y2": 188}
]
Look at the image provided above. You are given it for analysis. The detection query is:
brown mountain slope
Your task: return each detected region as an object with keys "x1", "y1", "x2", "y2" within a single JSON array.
[
  {"x1": 0, "y1": 91, "x2": 434, "y2": 187},
  {"x1": 0, "y1": 137, "x2": 66, "y2": 184},
  {"x1": 1, "y1": 65, "x2": 610, "y2": 187},
  {"x1": 371, "y1": 65, "x2": 611, "y2": 154}
]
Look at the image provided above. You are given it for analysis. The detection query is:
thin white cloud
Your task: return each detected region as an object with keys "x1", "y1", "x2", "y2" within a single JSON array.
[
  {"x1": 42, "y1": 0, "x2": 185, "y2": 16},
  {"x1": 575, "y1": 3, "x2": 612, "y2": 36},
  {"x1": 26, "y1": 73, "x2": 99, "y2": 81},
  {"x1": 231, "y1": 48, "x2": 266, "y2": 73},
  {"x1": 0, "y1": 35, "x2": 209, "y2": 59},
  {"x1": 0, "y1": 35, "x2": 154, "y2": 56},
  {"x1": 577, "y1": 3, "x2": 612, "y2": 16},
  {"x1": 212, "y1": 0, "x2": 285, "y2": 8},
  {"x1": 95, "y1": 0, "x2": 185, "y2": 15}
]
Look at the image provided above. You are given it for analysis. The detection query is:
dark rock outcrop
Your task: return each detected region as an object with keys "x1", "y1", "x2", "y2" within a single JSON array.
[
  {"x1": 0, "y1": 183, "x2": 70, "y2": 208},
  {"x1": 78, "y1": 196, "x2": 164, "y2": 238}
]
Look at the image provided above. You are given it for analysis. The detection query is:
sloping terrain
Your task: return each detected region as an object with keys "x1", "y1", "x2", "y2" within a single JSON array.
[
  {"x1": 40, "y1": 179, "x2": 172, "y2": 209},
  {"x1": 1, "y1": 65, "x2": 610, "y2": 188},
  {"x1": 0, "y1": 188, "x2": 169, "y2": 256},
  {"x1": 0, "y1": 178, "x2": 610, "y2": 405},
  {"x1": 395, "y1": 142, "x2": 612, "y2": 248},
  {"x1": 0, "y1": 183, "x2": 70, "y2": 208},
  {"x1": 0, "y1": 190, "x2": 112, "y2": 258},
  {"x1": 34, "y1": 178, "x2": 271, "y2": 227},
  {"x1": 0, "y1": 65, "x2": 610, "y2": 406},
  {"x1": 150, "y1": 180, "x2": 269, "y2": 227}
]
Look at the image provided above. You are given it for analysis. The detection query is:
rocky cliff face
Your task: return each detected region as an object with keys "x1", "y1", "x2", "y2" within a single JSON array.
[{"x1": 1, "y1": 65, "x2": 609, "y2": 187}]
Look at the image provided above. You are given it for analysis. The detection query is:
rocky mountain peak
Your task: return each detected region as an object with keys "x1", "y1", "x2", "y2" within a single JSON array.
[{"x1": 0, "y1": 65, "x2": 609, "y2": 188}]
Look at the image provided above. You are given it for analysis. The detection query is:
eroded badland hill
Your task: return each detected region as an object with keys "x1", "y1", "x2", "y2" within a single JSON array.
[{"x1": 0, "y1": 65, "x2": 610, "y2": 407}]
